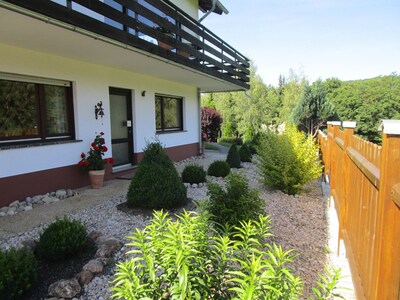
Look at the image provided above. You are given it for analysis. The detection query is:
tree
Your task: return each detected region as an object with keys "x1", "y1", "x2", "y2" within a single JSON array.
[
  {"x1": 201, "y1": 107, "x2": 223, "y2": 141},
  {"x1": 325, "y1": 74, "x2": 400, "y2": 143},
  {"x1": 279, "y1": 69, "x2": 306, "y2": 123},
  {"x1": 291, "y1": 80, "x2": 336, "y2": 136}
]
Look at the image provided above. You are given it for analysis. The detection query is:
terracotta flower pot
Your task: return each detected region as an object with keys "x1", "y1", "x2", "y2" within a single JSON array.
[
  {"x1": 89, "y1": 169, "x2": 105, "y2": 189},
  {"x1": 158, "y1": 40, "x2": 173, "y2": 51}
]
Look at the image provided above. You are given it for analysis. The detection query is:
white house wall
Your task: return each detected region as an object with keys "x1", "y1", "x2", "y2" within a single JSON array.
[{"x1": 0, "y1": 43, "x2": 200, "y2": 178}]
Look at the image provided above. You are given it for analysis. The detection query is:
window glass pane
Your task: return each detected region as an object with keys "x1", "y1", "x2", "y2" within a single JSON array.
[
  {"x1": 45, "y1": 85, "x2": 69, "y2": 135},
  {"x1": 163, "y1": 97, "x2": 181, "y2": 129},
  {"x1": 155, "y1": 96, "x2": 162, "y2": 130},
  {"x1": 0, "y1": 80, "x2": 38, "y2": 138}
]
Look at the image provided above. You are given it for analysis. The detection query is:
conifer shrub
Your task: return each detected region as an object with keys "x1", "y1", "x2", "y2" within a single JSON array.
[
  {"x1": 226, "y1": 143, "x2": 241, "y2": 168},
  {"x1": 181, "y1": 164, "x2": 206, "y2": 184},
  {"x1": 239, "y1": 143, "x2": 252, "y2": 162},
  {"x1": 206, "y1": 172, "x2": 263, "y2": 230},
  {"x1": 36, "y1": 216, "x2": 87, "y2": 261},
  {"x1": 207, "y1": 160, "x2": 230, "y2": 177},
  {"x1": 0, "y1": 248, "x2": 37, "y2": 300},
  {"x1": 248, "y1": 132, "x2": 264, "y2": 154},
  {"x1": 127, "y1": 142, "x2": 187, "y2": 209},
  {"x1": 257, "y1": 125, "x2": 322, "y2": 195}
]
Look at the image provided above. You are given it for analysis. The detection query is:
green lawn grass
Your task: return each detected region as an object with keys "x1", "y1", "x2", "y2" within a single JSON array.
[
  {"x1": 205, "y1": 143, "x2": 220, "y2": 151},
  {"x1": 218, "y1": 142, "x2": 232, "y2": 148}
]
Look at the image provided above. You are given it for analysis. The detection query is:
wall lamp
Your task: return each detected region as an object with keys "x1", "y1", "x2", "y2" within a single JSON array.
[
  {"x1": 142, "y1": 91, "x2": 146, "y2": 97},
  {"x1": 95, "y1": 101, "x2": 105, "y2": 120}
]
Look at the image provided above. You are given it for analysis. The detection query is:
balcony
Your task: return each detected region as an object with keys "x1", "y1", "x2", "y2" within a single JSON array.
[{"x1": 0, "y1": 0, "x2": 250, "y2": 91}]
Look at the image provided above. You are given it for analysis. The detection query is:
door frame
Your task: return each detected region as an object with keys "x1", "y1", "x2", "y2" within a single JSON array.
[{"x1": 109, "y1": 87, "x2": 133, "y2": 166}]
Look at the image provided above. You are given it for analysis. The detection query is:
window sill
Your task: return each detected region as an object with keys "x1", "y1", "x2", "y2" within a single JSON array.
[
  {"x1": 155, "y1": 130, "x2": 187, "y2": 135},
  {"x1": 0, "y1": 139, "x2": 83, "y2": 151}
]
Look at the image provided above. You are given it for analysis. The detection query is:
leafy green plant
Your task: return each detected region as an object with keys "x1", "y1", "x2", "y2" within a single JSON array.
[
  {"x1": 182, "y1": 164, "x2": 207, "y2": 184},
  {"x1": 311, "y1": 267, "x2": 346, "y2": 300},
  {"x1": 239, "y1": 143, "x2": 252, "y2": 162},
  {"x1": 0, "y1": 248, "x2": 37, "y2": 300},
  {"x1": 257, "y1": 125, "x2": 322, "y2": 195},
  {"x1": 127, "y1": 142, "x2": 187, "y2": 209},
  {"x1": 206, "y1": 172, "x2": 264, "y2": 231},
  {"x1": 36, "y1": 216, "x2": 87, "y2": 261},
  {"x1": 226, "y1": 143, "x2": 241, "y2": 168},
  {"x1": 111, "y1": 210, "x2": 303, "y2": 299},
  {"x1": 207, "y1": 160, "x2": 231, "y2": 177}
]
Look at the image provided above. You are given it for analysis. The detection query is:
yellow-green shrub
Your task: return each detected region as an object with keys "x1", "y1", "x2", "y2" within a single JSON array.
[{"x1": 257, "y1": 125, "x2": 322, "y2": 195}]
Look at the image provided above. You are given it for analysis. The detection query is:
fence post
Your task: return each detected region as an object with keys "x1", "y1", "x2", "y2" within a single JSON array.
[
  {"x1": 372, "y1": 120, "x2": 400, "y2": 299},
  {"x1": 341, "y1": 121, "x2": 356, "y2": 255},
  {"x1": 328, "y1": 121, "x2": 341, "y2": 200}
]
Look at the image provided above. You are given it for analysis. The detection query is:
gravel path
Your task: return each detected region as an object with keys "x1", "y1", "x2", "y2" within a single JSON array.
[{"x1": 1, "y1": 156, "x2": 352, "y2": 299}]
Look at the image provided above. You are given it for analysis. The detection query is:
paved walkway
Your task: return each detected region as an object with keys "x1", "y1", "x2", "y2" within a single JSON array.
[
  {"x1": 0, "y1": 148, "x2": 227, "y2": 239},
  {"x1": 322, "y1": 181, "x2": 356, "y2": 299}
]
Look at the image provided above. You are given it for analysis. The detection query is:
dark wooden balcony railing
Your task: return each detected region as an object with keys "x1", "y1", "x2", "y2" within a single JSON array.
[{"x1": 3, "y1": 0, "x2": 250, "y2": 89}]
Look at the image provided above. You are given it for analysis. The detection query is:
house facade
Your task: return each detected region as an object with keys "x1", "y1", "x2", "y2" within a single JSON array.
[{"x1": 0, "y1": 0, "x2": 249, "y2": 206}]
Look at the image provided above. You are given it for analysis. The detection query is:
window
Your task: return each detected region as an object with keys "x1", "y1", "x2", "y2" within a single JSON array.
[
  {"x1": 0, "y1": 73, "x2": 74, "y2": 144},
  {"x1": 155, "y1": 95, "x2": 183, "y2": 132}
]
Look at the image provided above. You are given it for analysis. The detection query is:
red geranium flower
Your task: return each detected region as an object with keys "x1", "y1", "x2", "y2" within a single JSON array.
[{"x1": 78, "y1": 133, "x2": 113, "y2": 172}]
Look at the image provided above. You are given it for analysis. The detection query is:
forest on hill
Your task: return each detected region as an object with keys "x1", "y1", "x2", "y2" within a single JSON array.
[{"x1": 202, "y1": 67, "x2": 400, "y2": 144}]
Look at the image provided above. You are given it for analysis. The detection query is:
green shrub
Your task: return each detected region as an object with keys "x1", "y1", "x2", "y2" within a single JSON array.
[
  {"x1": 182, "y1": 164, "x2": 206, "y2": 184},
  {"x1": 37, "y1": 216, "x2": 87, "y2": 261},
  {"x1": 218, "y1": 136, "x2": 243, "y2": 145},
  {"x1": 226, "y1": 143, "x2": 241, "y2": 168},
  {"x1": 111, "y1": 210, "x2": 343, "y2": 299},
  {"x1": 256, "y1": 125, "x2": 322, "y2": 195},
  {"x1": 0, "y1": 248, "x2": 37, "y2": 300},
  {"x1": 248, "y1": 132, "x2": 264, "y2": 154},
  {"x1": 206, "y1": 172, "x2": 263, "y2": 230},
  {"x1": 207, "y1": 160, "x2": 230, "y2": 177},
  {"x1": 239, "y1": 143, "x2": 252, "y2": 162},
  {"x1": 127, "y1": 142, "x2": 187, "y2": 209}
]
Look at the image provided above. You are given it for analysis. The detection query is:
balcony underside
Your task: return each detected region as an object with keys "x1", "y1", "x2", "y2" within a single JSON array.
[{"x1": 0, "y1": 0, "x2": 249, "y2": 92}]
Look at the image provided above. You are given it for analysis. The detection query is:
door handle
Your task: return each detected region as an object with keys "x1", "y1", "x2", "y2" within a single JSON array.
[{"x1": 122, "y1": 120, "x2": 132, "y2": 127}]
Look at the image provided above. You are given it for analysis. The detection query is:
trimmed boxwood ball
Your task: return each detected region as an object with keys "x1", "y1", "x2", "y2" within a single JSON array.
[
  {"x1": 37, "y1": 216, "x2": 87, "y2": 261},
  {"x1": 239, "y1": 143, "x2": 252, "y2": 162},
  {"x1": 182, "y1": 164, "x2": 206, "y2": 184},
  {"x1": 0, "y1": 248, "x2": 37, "y2": 300},
  {"x1": 226, "y1": 143, "x2": 241, "y2": 168},
  {"x1": 207, "y1": 160, "x2": 231, "y2": 177},
  {"x1": 127, "y1": 142, "x2": 187, "y2": 209}
]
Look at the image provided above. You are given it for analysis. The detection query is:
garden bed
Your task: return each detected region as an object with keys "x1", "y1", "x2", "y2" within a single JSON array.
[{"x1": 1, "y1": 159, "x2": 332, "y2": 299}]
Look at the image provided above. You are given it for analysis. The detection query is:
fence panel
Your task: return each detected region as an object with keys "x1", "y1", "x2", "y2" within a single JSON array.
[{"x1": 318, "y1": 120, "x2": 400, "y2": 300}]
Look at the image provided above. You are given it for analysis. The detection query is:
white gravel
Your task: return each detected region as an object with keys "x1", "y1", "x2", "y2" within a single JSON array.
[{"x1": 1, "y1": 158, "x2": 347, "y2": 299}]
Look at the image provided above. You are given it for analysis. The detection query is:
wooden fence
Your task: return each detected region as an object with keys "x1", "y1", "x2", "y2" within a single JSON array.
[{"x1": 318, "y1": 120, "x2": 400, "y2": 300}]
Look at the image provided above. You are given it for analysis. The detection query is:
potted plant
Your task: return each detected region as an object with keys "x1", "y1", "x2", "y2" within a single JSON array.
[
  {"x1": 77, "y1": 132, "x2": 114, "y2": 188},
  {"x1": 155, "y1": 17, "x2": 175, "y2": 51}
]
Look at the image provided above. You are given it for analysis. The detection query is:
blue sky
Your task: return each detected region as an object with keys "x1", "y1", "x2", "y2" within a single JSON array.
[{"x1": 202, "y1": 0, "x2": 400, "y2": 86}]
